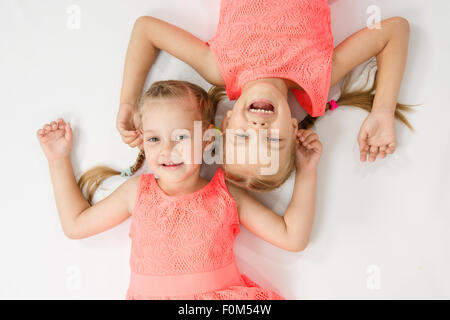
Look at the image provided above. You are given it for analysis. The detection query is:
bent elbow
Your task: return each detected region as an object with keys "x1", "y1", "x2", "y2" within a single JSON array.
[
  {"x1": 64, "y1": 229, "x2": 80, "y2": 240},
  {"x1": 134, "y1": 16, "x2": 154, "y2": 31},
  {"x1": 392, "y1": 16, "x2": 410, "y2": 34},
  {"x1": 288, "y1": 241, "x2": 309, "y2": 253},
  {"x1": 63, "y1": 226, "x2": 86, "y2": 240},
  {"x1": 63, "y1": 229, "x2": 77, "y2": 240}
]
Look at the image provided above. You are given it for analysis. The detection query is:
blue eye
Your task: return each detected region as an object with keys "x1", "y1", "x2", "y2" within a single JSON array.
[{"x1": 147, "y1": 137, "x2": 159, "y2": 142}]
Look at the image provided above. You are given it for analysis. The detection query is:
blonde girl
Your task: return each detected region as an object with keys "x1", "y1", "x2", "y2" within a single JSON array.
[
  {"x1": 117, "y1": 0, "x2": 413, "y2": 191},
  {"x1": 37, "y1": 80, "x2": 322, "y2": 299}
]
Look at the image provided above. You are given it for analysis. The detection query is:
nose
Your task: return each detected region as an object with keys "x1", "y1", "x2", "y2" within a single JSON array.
[
  {"x1": 159, "y1": 140, "x2": 184, "y2": 162},
  {"x1": 250, "y1": 119, "x2": 269, "y2": 128},
  {"x1": 159, "y1": 140, "x2": 175, "y2": 159}
]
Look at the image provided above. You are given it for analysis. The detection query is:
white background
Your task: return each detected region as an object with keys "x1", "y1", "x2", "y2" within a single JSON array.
[{"x1": 0, "y1": 0, "x2": 449, "y2": 299}]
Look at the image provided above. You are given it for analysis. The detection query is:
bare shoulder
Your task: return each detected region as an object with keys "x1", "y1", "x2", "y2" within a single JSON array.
[
  {"x1": 203, "y1": 49, "x2": 225, "y2": 86},
  {"x1": 120, "y1": 175, "x2": 141, "y2": 214}
]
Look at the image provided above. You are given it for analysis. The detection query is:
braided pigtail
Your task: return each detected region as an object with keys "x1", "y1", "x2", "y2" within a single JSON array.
[{"x1": 78, "y1": 150, "x2": 146, "y2": 205}]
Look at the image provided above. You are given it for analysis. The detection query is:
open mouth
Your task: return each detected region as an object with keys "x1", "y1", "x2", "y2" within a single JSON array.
[{"x1": 247, "y1": 99, "x2": 275, "y2": 114}]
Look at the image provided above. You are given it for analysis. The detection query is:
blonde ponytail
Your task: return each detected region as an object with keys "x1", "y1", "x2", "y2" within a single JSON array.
[
  {"x1": 78, "y1": 150, "x2": 145, "y2": 205},
  {"x1": 207, "y1": 85, "x2": 227, "y2": 114},
  {"x1": 299, "y1": 61, "x2": 416, "y2": 131}
]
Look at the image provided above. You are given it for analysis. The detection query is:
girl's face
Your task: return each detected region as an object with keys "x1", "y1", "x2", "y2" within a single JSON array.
[
  {"x1": 221, "y1": 80, "x2": 298, "y2": 176},
  {"x1": 140, "y1": 96, "x2": 206, "y2": 183}
]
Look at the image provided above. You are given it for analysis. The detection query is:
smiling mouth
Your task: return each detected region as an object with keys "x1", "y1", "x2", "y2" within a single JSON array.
[
  {"x1": 161, "y1": 161, "x2": 184, "y2": 169},
  {"x1": 247, "y1": 99, "x2": 275, "y2": 114}
]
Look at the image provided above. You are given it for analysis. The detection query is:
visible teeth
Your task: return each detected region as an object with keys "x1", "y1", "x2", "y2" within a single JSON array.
[
  {"x1": 163, "y1": 162, "x2": 182, "y2": 166},
  {"x1": 250, "y1": 108, "x2": 274, "y2": 113}
]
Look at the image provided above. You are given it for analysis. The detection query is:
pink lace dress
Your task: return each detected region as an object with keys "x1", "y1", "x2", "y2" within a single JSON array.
[
  {"x1": 126, "y1": 168, "x2": 284, "y2": 300},
  {"x1": 206, "y1": 0, "x2": 334, "y2": 117}
]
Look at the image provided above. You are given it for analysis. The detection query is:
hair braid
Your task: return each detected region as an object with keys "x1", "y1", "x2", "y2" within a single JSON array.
[
  {"x1": 130, "y1": 149, "x2": 146, "y2": 175},
  {"x1": 78, "y1": 150, "x2": 145, "y2": 205}
]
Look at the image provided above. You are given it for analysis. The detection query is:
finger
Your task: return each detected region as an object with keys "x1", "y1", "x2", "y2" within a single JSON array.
[
  {"x1": 37, "y1": 129, "x2": 44, "y2": 137},
  {"x1": 304, "y1": 140, "x2": 318, "y2": 150},
  {"x1": 50, "y1": 121, "x2": 57, "y2": 130},
  {"x1": 360, "y1": 144, "x2": 369, "y2": 162},
  {"x1": 308, "y1": 140, "x2": 322, "y2": 153},
  {"x1": 378, "y1": 146, "x2": 387, "y2": 159},
  {"x1": 129, "y1": 136, "x2": 143, "y2": 148},
  {"x1": 65, "y1": 122, "x2": 72, "y2": 141},
  {"x1": 120, "y1": 128, "x2": 138, "y2": 138},
  {"x1": 357, "y1": 131, "x2": 369, "y2": 162},
  {"x1": 368, "y1": 145, "x2": 379, "y2": 162},
  {"x1": 117, "y1": 122, "x2": 138, "y2": 137},
  {"x1": 296, "y1": 130, "x2": 305, "y2": 142},
  {"x1": 378, "y1": 151, "x2": 387, "y2": 159},
  {"x1": 303, "y1": 133, "x2": 318, "y2": 146},
  {"x1": 122, "y1": 134, "x2": 138, "y2": 144},
  {"x1": 57, "y1": 118, "x2": 65, "y2": 129},
  {"x1": 386, "y1": 143, "x2": 396, "y2": 154},
  {"x1": 299, "y1": 130, "x2": 314, "y2": 142},
  {"x1": 44, "y1": 124, "x2": 51, "y2": 132}
]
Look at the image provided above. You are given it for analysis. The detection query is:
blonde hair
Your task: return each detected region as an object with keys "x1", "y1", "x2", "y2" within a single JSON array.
[
  {"x1": 223, "y1": 140, "x2": 296, "y2": 192},
  {"x1": 299, "y1": 60, "x2": 415, "y2": 131},
  {"x1": 78, "y1": 80, "x2": 216, "y2": 204},
  {"x1": 213, "y1": 60, "x2": 416, "y2": 192}
]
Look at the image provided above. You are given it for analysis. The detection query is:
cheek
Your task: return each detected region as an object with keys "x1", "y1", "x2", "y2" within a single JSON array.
[
  {"x1": 143, "y1": 144, "x2": 159, "y2": 164},
  {"x1": 170, "y1": 141, "x2": 193, "y2": 161}
]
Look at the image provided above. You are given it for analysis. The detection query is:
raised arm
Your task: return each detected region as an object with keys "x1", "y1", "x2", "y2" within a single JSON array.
[
  {"x1": 330, "y1": 16, "x2": 409, "y2": 98},
  {"x1": 227, "y1": 129, "x2": 321, "y2": 252},
  {"x1": 118, "y1": 16, "x2": 224, "y2": 147},
  {"x1": 37, "y1": 118, "x2": 138, "y2": 239},
  {"x1": 330, "y1": 17, "x2": 410, "y2": 162}
]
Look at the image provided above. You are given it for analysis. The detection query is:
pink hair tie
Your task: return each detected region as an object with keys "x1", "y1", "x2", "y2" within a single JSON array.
[{"x1": 329, "y1": 99, "x2": 339, "y2": 111}]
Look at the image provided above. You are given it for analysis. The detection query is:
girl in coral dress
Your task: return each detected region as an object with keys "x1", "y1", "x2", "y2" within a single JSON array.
[
  {"x1": 117, "y1": 0, "x2": 413, "y2": 191},
  {"x1": 37, "y1": 80, "x2": 322, "y2": 299}
]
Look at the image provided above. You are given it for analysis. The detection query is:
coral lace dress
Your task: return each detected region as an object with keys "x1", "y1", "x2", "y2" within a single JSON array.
[
  {"x1": 126, "y1": 168, "x2": 284, "y2": 300},
  {"x1": 207, "y1": 0, "x2": 334, "y2": 117}
]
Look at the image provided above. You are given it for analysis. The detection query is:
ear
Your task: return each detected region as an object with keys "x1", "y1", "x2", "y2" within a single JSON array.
[
  {"x1": 138, "y1": 127, "x2": 144, "y2": 151},
  {"x1": 291, "y1": 117, "x2": 298, "y2": 136}
]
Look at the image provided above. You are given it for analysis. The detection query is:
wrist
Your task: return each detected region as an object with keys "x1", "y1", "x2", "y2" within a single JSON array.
[
  {"x1": 48, "y1": 156, "x2": 71, "y2": 167},
  {"x1": 371, "y1": 102, "x2": 396, "y2": 115},
  {"x1": 120, "y1": 101, "x2": 136, "y2": 109},
  {"x1": 295, "y1": 167, "x2": 317, "y2": 178}
]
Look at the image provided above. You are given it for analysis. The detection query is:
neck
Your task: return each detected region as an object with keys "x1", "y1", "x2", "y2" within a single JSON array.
[{"x1": 156, "y1": 167, "x2": 206, "y2": 196}]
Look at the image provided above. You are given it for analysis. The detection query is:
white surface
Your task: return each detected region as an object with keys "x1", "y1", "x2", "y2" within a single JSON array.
[{"x1": 1, "y1": 0, "x2": 449, "y2": 299}]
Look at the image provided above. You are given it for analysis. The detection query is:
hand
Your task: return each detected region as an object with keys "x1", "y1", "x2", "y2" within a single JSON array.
[
  {"x1": 295, "y1": 129, "x2": 322, "y2": 171},
  {"x1": 357, "y1": 110, "x2": 396, "y2": 162},
  {"x1": 37, "y1": 118, "x2": 73, "y2": 161},
  {"x1": 116, "y1": 103, "x2": 143, "y2": 149}
]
